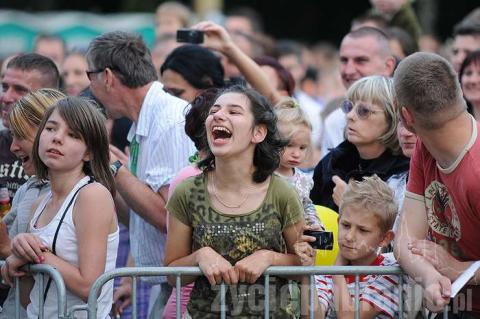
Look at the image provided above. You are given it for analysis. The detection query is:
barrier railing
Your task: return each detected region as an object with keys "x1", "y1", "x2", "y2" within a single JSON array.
[
  {"x1": 0, "y1": 260, "x2": 67, "y2": 319},
  {"x1": 80, "y1": 266, "x2": 449, "y2": 319},
  {"x1": 0, "y1": 263, "x2": 450, "y2": 319}
]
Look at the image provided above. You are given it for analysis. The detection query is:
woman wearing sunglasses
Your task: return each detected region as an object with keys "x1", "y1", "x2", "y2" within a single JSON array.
[{"x1": 310, "y1": 75, "x2": 410, "y2": 213}]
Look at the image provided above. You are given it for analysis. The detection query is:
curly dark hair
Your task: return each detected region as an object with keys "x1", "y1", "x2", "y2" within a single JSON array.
[
  {"x1": 184, "y1": 88, "x2": 219, "y2": 151},
  {"x1": 198, "y1": 85, "x2": 286, "y2": 183}
]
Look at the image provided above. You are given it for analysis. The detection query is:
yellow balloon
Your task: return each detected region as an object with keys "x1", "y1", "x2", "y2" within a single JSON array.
[{"x1": 314, "y1": 205, "x2": 339, "y2": 266}]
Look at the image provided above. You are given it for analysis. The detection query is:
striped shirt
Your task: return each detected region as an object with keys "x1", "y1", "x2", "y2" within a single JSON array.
[
  {"x1": 128, "y1": 81, "x2": 195, "y2": 283},
  {"x1": 315, "y1": 253, "x2": 403, "y2": 319}
]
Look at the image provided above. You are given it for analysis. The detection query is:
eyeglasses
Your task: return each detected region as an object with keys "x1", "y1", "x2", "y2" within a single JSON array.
[
  {"x1": 85, "y1": 68, "x2": 105, "y2": 81},
  {"x1": 341, "y1": 99, "x2": 382, "y2": 119}
]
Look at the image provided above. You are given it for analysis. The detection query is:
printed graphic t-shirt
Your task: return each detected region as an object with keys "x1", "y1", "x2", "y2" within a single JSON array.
[
  {"x1": 167, "y1": 173, "x2": 304, "y2": 318},
  {"x1": 0, "y1": 129, "x2": 28, "y2": 200},
  {"x1": 406, "y1": 116, "x2": 480, "y2": 313}
]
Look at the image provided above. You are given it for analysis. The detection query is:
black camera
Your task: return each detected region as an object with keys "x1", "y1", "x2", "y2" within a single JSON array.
[
  {"x1": 303, "y1": 230, "x2": 334, "y2": 250},
  {"x1": 176, "y1": 29, "x2": 204, "y2": 44}
]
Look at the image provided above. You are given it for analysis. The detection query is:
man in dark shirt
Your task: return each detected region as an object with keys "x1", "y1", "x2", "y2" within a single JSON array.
[{"x1": 0, "y1": 53, "x2": 59, "y2": 200}]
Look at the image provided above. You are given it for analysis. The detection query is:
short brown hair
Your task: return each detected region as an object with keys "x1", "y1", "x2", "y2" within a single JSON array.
[
  {"x1": 340, "y1": 175, "x2": 397, "y2": 233},
  {"x1": 7, "y1": 53, "x2": 60, "y2": 89},
  {"x1": 345, "y1": 26, "x2": 392, "y2": 59},
  {"x1": 393, "y1": 52, "x2": 466, "y2": 129}
]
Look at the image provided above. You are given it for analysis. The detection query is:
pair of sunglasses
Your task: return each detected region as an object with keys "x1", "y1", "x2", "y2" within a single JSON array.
[{"x1": 341, "y1": 100, "x2": 382, "y2": 119}]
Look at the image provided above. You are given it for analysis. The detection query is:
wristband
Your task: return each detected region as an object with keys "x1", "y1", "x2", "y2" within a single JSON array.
[{"x1": 110, "y1": 160, "x2": 123, "y2": 177}]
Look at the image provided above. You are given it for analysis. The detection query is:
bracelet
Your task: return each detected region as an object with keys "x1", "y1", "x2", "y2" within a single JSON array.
[
  {"x1": 40, "y1": 247, "x2": 51, "y2": 253},
  {"x1": 110, "y1": 160, "x2": 123, "y2": 177}
]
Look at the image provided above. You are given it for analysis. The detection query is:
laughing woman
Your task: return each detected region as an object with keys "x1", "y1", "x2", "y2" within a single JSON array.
[{"x1": 164, "y1": 85, "x2": 304, "y2": 318}]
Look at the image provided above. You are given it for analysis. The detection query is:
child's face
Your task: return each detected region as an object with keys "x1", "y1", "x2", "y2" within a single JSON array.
[
  {"x1": 279, "y1": 125, "x2": 311, "y2": 169},
  {"x1": 38, "y1": 109, "x2": 90, "y2": 173},
  {"x1": 338, "y1": 205, "x2": 391, "y2": 265}
]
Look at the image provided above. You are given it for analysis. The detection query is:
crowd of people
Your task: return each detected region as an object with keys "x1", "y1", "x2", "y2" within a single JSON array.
[{"x1": 0, "y1": 1, "x2": 479, "y2": 318}]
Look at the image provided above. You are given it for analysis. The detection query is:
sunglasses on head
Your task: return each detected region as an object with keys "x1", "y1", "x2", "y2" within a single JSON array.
[{"x1": 341, "y1": 99, "x2": 381, "y2": 119}]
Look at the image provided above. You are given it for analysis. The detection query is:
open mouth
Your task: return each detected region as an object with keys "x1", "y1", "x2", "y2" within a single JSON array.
[
  {"x1": 212, "y1": 126, "x2": 232, "y2": 141},
  {"x1": 47, "y1": 148, "x2": 64, "y2": 156},
  {"x1": 20, "y1": 155, "x2": 30, "y2": 164}
]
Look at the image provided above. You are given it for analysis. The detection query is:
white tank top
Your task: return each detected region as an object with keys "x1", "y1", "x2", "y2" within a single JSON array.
[{"x1": 26, "y1": 176, "x2": 119, "y2": 319}]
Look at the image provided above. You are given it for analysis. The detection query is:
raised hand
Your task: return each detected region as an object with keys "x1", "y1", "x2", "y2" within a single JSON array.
[{"x1": 192, "y1": 21, "x2": 234, "y2": 54}]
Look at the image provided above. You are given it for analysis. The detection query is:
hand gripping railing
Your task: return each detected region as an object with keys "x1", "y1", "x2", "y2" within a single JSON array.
[
  {"x1": 78, "y1": 265, "x2": 449, "y2": 319},
  {"x1": 0, "y1": 260, "x2": 67, "y2": 319}
]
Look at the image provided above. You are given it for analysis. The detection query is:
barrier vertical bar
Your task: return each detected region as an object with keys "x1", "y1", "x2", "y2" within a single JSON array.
[
  {"x1": 443, "y1": 305, "x2": 448, "y2": 319},
  {"x1": 220, "y1": 282, "x2": 226, "y2": 319},
  {"x1": 309, "y1": 275, "x2": 314, "y2": 319},
  {"x1": 38, "y1": 274, "x2": 44, "y2": 319},
  {"x1": 354, "y1": 274, "x2": 360, "y2": 319},
  {"x1": 398, "y1": 275, "x2": 404, "y2": 319},
  {"x1": 15, "y1": 277, "x2": 20, "y2": 319},
  {"x1": 264, "y1": 274, "x2": 270, "y2": 319},
  {"x1": 176, "y1": 275, "x2": 181, "y2": 319},
  {"x1": 132, "y1": 276, "x2": 137, "y2": 319}
]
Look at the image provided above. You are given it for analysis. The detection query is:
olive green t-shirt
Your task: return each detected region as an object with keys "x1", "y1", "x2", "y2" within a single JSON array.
[{"x1": 167, "y1": 173, "x2": 303, "y2": 318}]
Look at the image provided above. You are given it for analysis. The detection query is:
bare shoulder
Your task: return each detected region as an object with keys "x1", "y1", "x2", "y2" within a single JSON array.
[
  {"x1": 76, "y1": 182, "x2": 114, "y2": 202},
  {"x1": 74, "y1": 182, "x2": 115, "y2": 221}
]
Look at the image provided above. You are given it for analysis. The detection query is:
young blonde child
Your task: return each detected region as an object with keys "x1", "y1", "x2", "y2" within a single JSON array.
[
  {"x1": 275, "y1": 98, "x2": 323, "y2": 228},
  {"x1": 295, "y1": 175, "x2": 404, "y2": 318}
]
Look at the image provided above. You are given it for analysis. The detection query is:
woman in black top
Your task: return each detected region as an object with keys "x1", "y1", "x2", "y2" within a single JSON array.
[{"x1": 310, "y1": 76, "x2": 409, "y2": 212}]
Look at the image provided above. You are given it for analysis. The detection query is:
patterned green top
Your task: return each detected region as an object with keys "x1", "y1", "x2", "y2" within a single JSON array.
[{"x1": 167, "y1": 173, "x2": 304, "y2": 318}]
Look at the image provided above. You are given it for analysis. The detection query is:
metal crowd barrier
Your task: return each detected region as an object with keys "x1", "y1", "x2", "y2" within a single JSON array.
[
  {"x1": 0, "y1": 263, "x2": 450, "y2": 319},
  {"x1": 0, "y1": 260, "x2": 68, "y2": 319},
  {"x1": 81, "y1": 266, "x2": 449, "y2": 319}
]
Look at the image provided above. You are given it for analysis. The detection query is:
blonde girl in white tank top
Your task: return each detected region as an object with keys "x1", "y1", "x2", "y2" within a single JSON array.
[{"x1": 1, "y1": 97, "x2": 119, "y2": 319}]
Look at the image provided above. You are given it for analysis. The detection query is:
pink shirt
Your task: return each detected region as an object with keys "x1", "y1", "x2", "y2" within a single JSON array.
[{"x1": 164, "y1": 165, "x2": 201, "y2": 319}]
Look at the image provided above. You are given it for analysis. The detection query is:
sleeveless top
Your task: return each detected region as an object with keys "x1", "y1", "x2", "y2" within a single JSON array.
[{"x1": 26, "y1": 176, "x2": 119, "y2": 319}]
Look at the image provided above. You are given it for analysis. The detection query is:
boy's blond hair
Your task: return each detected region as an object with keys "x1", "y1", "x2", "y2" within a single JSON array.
[{"x1": 339, "y1": 175, "x2": 397, "y2": 233}]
